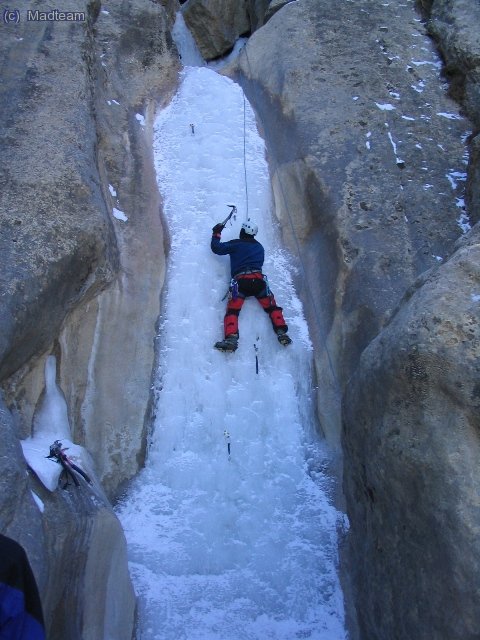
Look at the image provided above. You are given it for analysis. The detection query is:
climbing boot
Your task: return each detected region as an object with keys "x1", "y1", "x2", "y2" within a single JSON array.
[
  {"x1": 276, "y1": 330, "x2": 292, "y2": 346},
  {"x1": 214, "y1": 334, "x2": 238, "y2": 352}
]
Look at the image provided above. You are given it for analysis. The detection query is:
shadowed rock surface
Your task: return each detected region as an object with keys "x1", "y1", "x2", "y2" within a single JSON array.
[
  {"x1": 0, "y1": 392, "x2": 135, "y2": 640},
  {"x1": 343, "y1": 224, "x2": 480, "y2": 639},
  {"x1": 183, "y1": 0, "x2": 250, "y2": 59}
]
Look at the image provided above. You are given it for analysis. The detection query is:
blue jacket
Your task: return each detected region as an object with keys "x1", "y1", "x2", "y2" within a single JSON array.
[
  {"x1": 211, "y1": 234, "x2": 264, "y2": 277},
  {"x1": 0, "y1": 535, "x2": 46, "y2": 640}
]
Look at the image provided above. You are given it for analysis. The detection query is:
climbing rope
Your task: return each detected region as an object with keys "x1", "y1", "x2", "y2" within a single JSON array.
[
  {"x1": 242, "y1": 89, "x2": 250, "y2": 221},
  {"x1": 240, "y1": 44, "x2": 343, "y2": 403}
]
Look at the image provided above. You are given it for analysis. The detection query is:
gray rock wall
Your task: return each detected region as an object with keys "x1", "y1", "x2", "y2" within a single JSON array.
[
  {"x1": 424, "y1": 0, "x2": 480, "y2": 221},
  {"x1": 343, "y1": 225, "x2": 480, "y2": 639},
  {"x1": 0, "y1": 0, "x2": 119, "y2": 383},
  {"x1": 0, "y1": 0, "x2": 180, "y2": 637},
  {"x1": 229, "y1": 0, "x2": 471, "y2": 444},
  {"x1": 183, "y1": 0, "x2": 250, "y2": 59},
  {"x1": 1, "y1": 0, "x2": 179, "y2": 494},
  {"x1": 223, "y1": 0, "x2": 480, "y2": 637},
  {"x1": 0, "y1": 393, "x2": 135, "y2": 640}
]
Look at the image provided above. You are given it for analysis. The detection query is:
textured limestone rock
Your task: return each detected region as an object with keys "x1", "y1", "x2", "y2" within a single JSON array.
[
  {"x1": 427, "y1": 0, "x2": 480, "y2": 126},
  {"x1": 343, "y1": 225, "x2": 480, "y2": 640},
  {"x1": 229, "y1": 0, "x2": 471, "y2": 444},
  {"x1": 264, "y1": 0, "x2": 293, "y2": 23},
  {"x1": 1, "y1": 0, "x2": 179, "y2": 496},
  {"x1": 58, "y1": 0, "x2": 179, "y2": 498},
  {"x1": 0, "y1": 0, "x2": 180, "y2": 636},
  {"x1": 467, "y1": 134, "x2": 480, "y2": 219},
  {"x1": 183, "y1": 0, "x2": 250, "y2": 59},
  {"x1": 246, "y1": 0, "x2": 271, "y2": 30},
  {"x1": 0, "y1": 0, "x2": 118, "y2": 383},
  {"x1": 424, "y1": 0, "x2": 480, "y2": 221}
]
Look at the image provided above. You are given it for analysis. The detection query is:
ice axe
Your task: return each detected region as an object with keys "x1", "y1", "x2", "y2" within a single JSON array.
[{"x1": 220, "y1": 204, "x2": 237, "y2": 228}]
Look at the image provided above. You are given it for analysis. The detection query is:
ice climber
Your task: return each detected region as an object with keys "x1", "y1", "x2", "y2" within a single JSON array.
[{"x1": 211, "y1": 219, "x2": 292, "y2": 352}]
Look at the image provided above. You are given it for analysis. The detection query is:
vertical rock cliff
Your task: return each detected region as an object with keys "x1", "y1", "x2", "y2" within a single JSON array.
[{"x1": 0, "y1": 0, "x2": 179, "y2": 638}]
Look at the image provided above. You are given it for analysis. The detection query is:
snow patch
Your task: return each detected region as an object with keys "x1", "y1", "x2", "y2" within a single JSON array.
[
  {"x1": 437, "y1": 112, "x2": 463, "y2": 121},
  {"x1": 112, "y1": 207, "x2": 128, "y2": 222},
  {"x1": 375, "y1": 102, "x2": 396, "y2": 111},
  {"x1": 31, "y1": 491, "x2": 44, "y2": 513}
]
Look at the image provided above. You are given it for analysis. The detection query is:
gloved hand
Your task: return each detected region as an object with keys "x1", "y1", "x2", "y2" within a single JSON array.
[{"x1": 212, "y1": 223, "x2": 224, "y2": 234}]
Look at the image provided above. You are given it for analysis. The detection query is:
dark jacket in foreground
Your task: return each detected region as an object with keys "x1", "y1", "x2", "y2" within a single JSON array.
[{"x1": 0, "y1": 534, "x2": 46, "y2": 640}]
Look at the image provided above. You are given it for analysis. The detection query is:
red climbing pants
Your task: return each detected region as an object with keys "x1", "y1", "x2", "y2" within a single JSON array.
[{"x1": 224, "y1": 273, "x2": 288, "y2": 338}]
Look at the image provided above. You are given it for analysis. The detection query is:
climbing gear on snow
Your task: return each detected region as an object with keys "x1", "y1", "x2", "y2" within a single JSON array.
[
  {"x1": 46, "y1": 440, "x2": 92, "y2": 488},
  {"x1": 214, "y1": 334, "x2": 238, "y2": 352},
  {"x1": 254, "y1": 339, "x2": 259, "y2": 374},
  {"x1": 241, "y1": 220, "x2": 258, "y2": 236},
  {"x1": 263, "y1": 274, "x2": 270, "y2": 296},
  {"x1": 190, "y1": 123, "x2": 195, "y2": 135}
]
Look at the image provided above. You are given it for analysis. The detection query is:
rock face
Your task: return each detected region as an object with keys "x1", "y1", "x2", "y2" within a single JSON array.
[
  {"x1": 424, "y1": 0, "x2": 480, "y2": 221},
  {"x1": 1, "y1": 0, "x2": 179, "y2": 494},
  {"x1": 0, "y1": 0, "x2": 119, "y2": 383},
  {"x1": 343, "y1": 225, "x2": 480, "y2": 639},
  {"x1": 246, "y1": 0, "x2": 271, "y2": 30},
  {"x1": 183, "y1": 0, "x2": 250, "y2": 59},
  {"x1": 221, "y1": 0, "x2": 480, "y2": 637},
  {"x1": 0, "y1": 393, "x2": 135, "y2": 640},
  {"x1": 0, "y1": 0, "x2": 180, "y2": 637},
  {"x1": 229, "y1": 0, "x2": 471, "y2": 443}
]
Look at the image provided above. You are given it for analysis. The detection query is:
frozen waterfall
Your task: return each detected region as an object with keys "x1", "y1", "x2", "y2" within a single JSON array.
[{"x1": 116, "y1": 54, "x2": 347, "y2": 640}]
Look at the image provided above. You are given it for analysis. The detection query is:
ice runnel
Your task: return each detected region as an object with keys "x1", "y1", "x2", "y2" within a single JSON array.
[{"x1": 116, "y1": 66, "x2": 347, "y2": 640}]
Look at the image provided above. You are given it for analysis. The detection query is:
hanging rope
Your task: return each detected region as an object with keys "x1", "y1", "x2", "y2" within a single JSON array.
[
  {"x1": 242, "y1": 89, "x2": 250, "y2": 221},
  {"x1": 240, "y1": 44, "x2": 342, "y2": 403}
]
